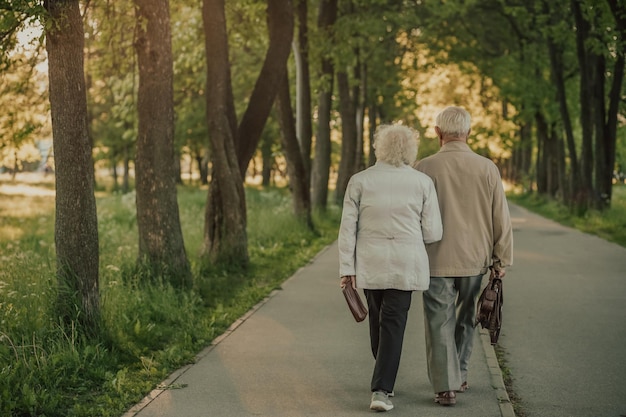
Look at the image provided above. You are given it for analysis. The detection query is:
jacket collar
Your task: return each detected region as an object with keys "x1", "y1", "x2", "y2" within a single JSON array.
[
  {"x1": 374, "y1": 161, "x2": 409, "y2": 169},
  {"x1": 439, "y1": 141, "x2": 472, "y2": 153}
]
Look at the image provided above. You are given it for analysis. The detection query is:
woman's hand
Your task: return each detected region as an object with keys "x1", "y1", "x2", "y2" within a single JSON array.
[{"x1": 340, "y1": 275, "x2": 355, "y2": 289}]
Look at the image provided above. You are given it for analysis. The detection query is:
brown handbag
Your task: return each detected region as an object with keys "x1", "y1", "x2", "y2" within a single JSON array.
[
  {"x1": 474, "y1": 268, "x2": 503, "y2": 345},
  {"x1": 342, "y1": 285, "x2": 368, "y2": 322}
]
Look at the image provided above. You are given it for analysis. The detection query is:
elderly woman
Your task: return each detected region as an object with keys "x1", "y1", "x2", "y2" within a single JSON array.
[{"x1": 338, "y1": 124, "x2": 443, "y2": 412}]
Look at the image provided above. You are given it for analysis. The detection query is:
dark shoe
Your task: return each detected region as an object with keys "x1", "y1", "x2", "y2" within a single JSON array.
[
  {"x1": 457, "y1": 381, "x2": 469, "y2": 393},
  {"x1": 435, "y1": 390, "x2": 456, "y2": 406}
]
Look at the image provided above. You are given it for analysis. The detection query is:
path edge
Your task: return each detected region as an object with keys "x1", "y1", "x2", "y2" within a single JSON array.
[{"x1": 480, "y1": 328, "x2": 516, "y2": 417}]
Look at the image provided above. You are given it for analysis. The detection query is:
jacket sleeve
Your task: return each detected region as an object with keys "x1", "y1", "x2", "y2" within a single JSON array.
[
  {"x1": 338, "y1": 178, "x2": 360, "y2": 277},
  {"x1": 491, "y1": 170, "x2": 513, "y2": 267},
  {"x1": 421, "y1": 179, "x2": 443, "y2": 244}
]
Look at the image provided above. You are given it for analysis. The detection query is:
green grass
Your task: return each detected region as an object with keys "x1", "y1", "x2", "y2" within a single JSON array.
[
  {"x1": 508, "y1": 185, "x2": 626, "y2": 248},
  {"x1": 0, "y1": 184, "x2": 341, "y2": 416}
]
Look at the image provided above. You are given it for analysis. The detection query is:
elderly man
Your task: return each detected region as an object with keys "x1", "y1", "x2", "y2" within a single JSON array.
[{"x1": 413, "y1": 106, "x2": 513, "y2": 406}]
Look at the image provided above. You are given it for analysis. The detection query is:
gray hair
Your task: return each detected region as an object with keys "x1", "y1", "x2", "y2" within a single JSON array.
[
  {"x1": 435, "y1": 106, "x2": 471, "y2": 138},
  {"x1": 373, "y1": 124, "x2": 419, "y2": 166}
]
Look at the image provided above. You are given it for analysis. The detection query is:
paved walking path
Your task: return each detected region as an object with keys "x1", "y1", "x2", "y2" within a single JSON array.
[
  {"x1": 501, "y1": 204, "x2": 626, "y2": 417},
  {"x1": 123, "y1": 235, "x2": 513, "y2": 416}
]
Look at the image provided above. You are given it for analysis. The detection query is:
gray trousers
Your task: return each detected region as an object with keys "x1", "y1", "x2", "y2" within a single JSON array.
[
  {"x1": 422, "y1": 275, "x2": 483, "y2": 393},
  {"x1": 365, "y1": 289, "x2": 412, "y2": 393}
]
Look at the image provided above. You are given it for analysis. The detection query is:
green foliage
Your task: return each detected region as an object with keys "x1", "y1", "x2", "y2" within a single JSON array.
[
  {"x1": 84, "y1": 1, "x2": 137, "y2": 179},
  {"x1": 171, "y1": 3, "x2": 209, "y2": 169},
  {"x1": 0, "y1": 1, "x2": 45, "y2": 71},
  {"x1": 0, "y1": 44, "x2": 49, "y2": 171},
  {"x1": 0, "y1": 185, "x2": 340, "y2": 416},
  {"x1": 508, "y1": 185, "x2": 626, "y2": 248}
]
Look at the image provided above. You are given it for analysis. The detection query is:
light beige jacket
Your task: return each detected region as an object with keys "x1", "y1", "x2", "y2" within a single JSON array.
[
  {"x1": 414, "y1": 141, "x2": 513, "y2": 277},
  {"x1": 338, "y1": 162, "x2": 443, "y2": 291}
]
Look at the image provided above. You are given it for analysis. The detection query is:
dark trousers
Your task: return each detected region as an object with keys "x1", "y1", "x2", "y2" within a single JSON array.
[{"x1": 364, "y1": 289, "x2": 412, "y2": 393}]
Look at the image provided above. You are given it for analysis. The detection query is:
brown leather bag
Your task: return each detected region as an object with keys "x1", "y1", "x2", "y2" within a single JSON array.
[
  {"x1": 342, "y1": 285, "x2": 368, "y2": 322},
  {"x1": 475, "y1": 268, "x2": 503, "y2": 345}
]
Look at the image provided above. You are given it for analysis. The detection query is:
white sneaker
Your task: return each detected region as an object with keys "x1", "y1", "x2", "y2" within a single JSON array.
[{"x1": 370, "y1": 391, "x2": 394, "y2": 411}]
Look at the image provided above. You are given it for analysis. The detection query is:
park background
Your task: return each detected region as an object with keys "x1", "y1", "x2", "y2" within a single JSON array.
[{"x1": 1, "y1": 1, "x2": 625, "y2": 416}]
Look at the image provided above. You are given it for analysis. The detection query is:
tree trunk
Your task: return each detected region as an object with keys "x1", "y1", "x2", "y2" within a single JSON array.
[
  {"x1": 556, "y1": 127, "x2": 567, "y2": 201},
  {"x1": 335, "y1": 69, "x2": 358, "y2": 205},
  {"x1": 174, "y1": 155, "x2": 183, "y2": 185},
  {"x1": 122, "y1": 150, "x2": 130, "y2": 194},
  {"x1": 236, "y1": 0, "x2": 295, "y2": 178},
  {"x1": 535, "y1": 112, "x2": 548, "y2": 195},
  {"x1": 546, "y1": 31, "x2": 578, "y2": 204},
  {"x1": 547, "y1": 123, "x2": 561, "y2": 197},
  {"x1": 199, "y1": 149, "x2": 210, "y2": 185},
  {"x1": 354, "y1": 61, "x2": 366, "y2": 172},
  {"x1": 311, "y1": 0, "x2": 338, "y2": 210},
  {"x1": 596, "y1": 0, "x2": 626, "y2": 209},
  {"x1": 600, "y1": 50, "x2": 625, "y2": 207},
  {"x1": 201, "y1": 0, "x2": 293, "y2": 266},
  {"x1": 592, "y1": 54, "x2": 608, "y2": 209},
  {"x1": 511, "y1": 119, "x2": 532, "y2": 186},
  {"x1": 112, "y1": 160, "x2": 119, "y2": 192},
  {"x1": 294, "y1": 0, "x2": 313, "y2": 182},
  {"x1": 45, "y1": 0, "x2": 100, "y2": 331},
  {"x1": 520, "y1": 121, "x2": 533, "y2": 179},
  {"x1": 367, "y1": 102, "x2": 378, "y2": 167},
  {"x1": 276, "y1": 70, "x2": 314, "y2": 228},
  {"x1": 134, "y1": 0, "x2": 191, "y2": 287},
  {"x1": 260, "y1": 133, "x2": 273, "y2": 186},
  {"x1": 202, "y1": 0, "x2": 248, "y2": 267},
  {"x1": 572, "y1": 0, "x2": 594, "y2": 212}
]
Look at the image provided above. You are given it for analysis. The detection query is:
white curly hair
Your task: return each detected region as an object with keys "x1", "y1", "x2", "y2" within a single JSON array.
[{"x1": 373, "y1": 124, "x2": 419, "y2": 167}]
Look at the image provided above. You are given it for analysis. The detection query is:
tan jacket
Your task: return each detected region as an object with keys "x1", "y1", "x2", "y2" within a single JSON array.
[
  {"x1": 338, "y1": 162, "x2": 443, "y2": 290},
  {"x1": 414, "y1": 141, "x2": 513, "y2": 277}
]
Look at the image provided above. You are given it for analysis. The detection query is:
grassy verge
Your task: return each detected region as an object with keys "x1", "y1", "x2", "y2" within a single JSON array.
[
  {"x1": 0, "y1": 184, "x2": 341, "y2": 416},
  {"x1": 494, "y1": 345, "x2": 527, "y2": 417}
]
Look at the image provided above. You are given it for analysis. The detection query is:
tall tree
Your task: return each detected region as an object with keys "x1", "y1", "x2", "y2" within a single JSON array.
[
  {"x1": 235, "y1": 0, "x2": 295, "y2": 177},
  {"x1": 202, "y1": 0, "x2": 249, "y2": 267},
  {"x1": 294, "y1": 0, "x2": 313, "y2": 181},
  {"x1": 595, "y1": 0, "x2": 626, "y2": 208},
  {"x1": 276, "y1": 70, "x2": 314, "y2": 228},
  {"x1": 334, "y1": 1, "x2": 363, "y2": 205},
  {"x1": 133, "y1": 0, "x2": 191, "y2": 286},
  {"x1": 311, "y1": 0, "x2": 338, "y2": 210},
  {"x1": 570, "y1": 0, "x2": 625, "y2": 211},
  {"x1": 334, "y1": 68, "x2": 359, "y2": 204},
  {"x1": 572, "y1": 0, "x2": 596, "y2": 210},
  {"x1": 201, "y1": 0, "x2": 293, "y2": 266},
  {"x1": 544, "y1": 0, "x2": 579, "y2": 204},
  {"x1": 44, "y1": 0, "x2": 100, "y2": 330}
]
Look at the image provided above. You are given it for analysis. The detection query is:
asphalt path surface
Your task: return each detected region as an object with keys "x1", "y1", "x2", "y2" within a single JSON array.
[
  {"x1": 125, "y1": 202, "x2": 625, "y2": 417},
  {"x1": 503, "y1": 204, "x2": 626, "y2": 417},
  {"x1": 126, "y1": 243, "x2": 508, "y2": 417}
]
